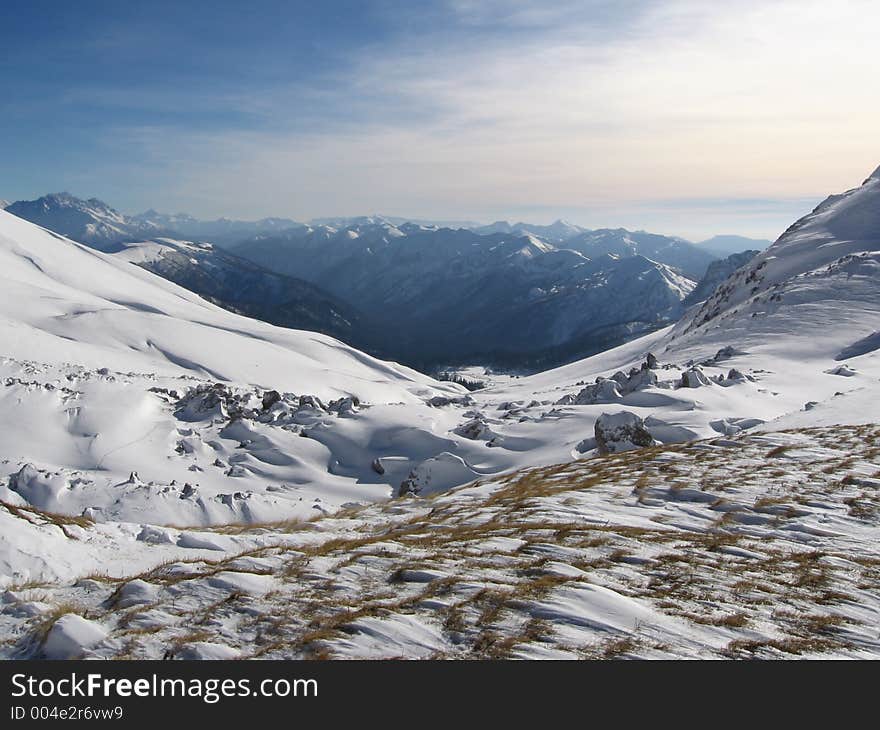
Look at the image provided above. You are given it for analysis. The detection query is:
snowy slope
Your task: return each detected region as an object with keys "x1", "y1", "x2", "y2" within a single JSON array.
[
  {"x1": 466, "y1": 165, "x2": 880, "y2": 468},
  {"x1": 113, "y1": 237, "x2": 372, "y2": 345},
  {"x1": 0, "y1": 209, "x2": 482, "y2": 529},
  {"x1": 0, "y1": 211, "x2": 437, "y2": 398}
]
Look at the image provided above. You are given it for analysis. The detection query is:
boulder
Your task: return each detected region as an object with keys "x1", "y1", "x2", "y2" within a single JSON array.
[
  {"x1": 328, "y1": 396, "x2": 359, "y2": 415},
  {"x1": 570, "y1": 379, "x2": 622, "y2": 405},
  {"x1": 825, "y1": 364, "x2": 857, "y2": 377},
  {"x1": 261, "y1": 389, "x2": 281, "y2": 410},
  {"x1": 454, "y1": 416, "x2": 494, "y2": 440},
  {"x1": 679, "y1": 367, "x2": 711, "y2": 388},
  {"x1": 594, "y1": 412, "x2": 658, "y2": 454}
]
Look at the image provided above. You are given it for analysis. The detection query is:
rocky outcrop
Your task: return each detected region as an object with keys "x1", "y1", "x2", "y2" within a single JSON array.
[
  {"x1": 679, "y1": 367, "x2": 711, "y2": 388},
  {"x1": 558, "y1": 355, "x2": 662, "y2": 405},
  {"x1": 594, "y1": 412, "x2": 658, "y2": 454},
  {"x1": 568, "y1": 379, "x2": 623, "y2": 405},
  {"x1": 684, "y1": 250, "x2": 760, "y2": 306},
  {"x1": 454, "y1": 416, "x2": 495, "y2": 440}
]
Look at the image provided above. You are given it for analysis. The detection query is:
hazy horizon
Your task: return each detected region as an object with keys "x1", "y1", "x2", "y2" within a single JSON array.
[{"x1": 3, "y1": 0, "x2": 878, "y2": 240}]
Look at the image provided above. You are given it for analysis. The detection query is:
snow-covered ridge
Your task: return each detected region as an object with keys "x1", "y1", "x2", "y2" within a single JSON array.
[{"x1": 678, "y1": 167, "x2": 880, "y2": 341}]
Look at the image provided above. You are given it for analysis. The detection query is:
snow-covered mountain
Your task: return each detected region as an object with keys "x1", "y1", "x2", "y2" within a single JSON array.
[
  {"x1": 5, "y1": 193, "x2": 167, "y2": 251},
  {"x1": 8, "y1": 193, "x2": 720, "y2": 370},
  {"x1": 310, "y1": 214, "x2": 481, "y2": 230},
  {"x1": 562, "y1": 228, "x2": 718, "y2": 280},
  {"x1": 113, "y1": 238, "x2": 373, "y2": 346},
  {"x1": 472, "y1": 219, "x2": 588, "y2": 244},
  {"x1": 6, "y1": 194, "x2": 308, "y2": 252},
  {"x1": 132, "y1": 210, "x2": 304, "y2": 248},
  {"x1": 698, "y1": 234, "x2": 772, "y2": 257},
  {"x1": 488, "y1": 163, "x2": 880, "y2": 445},
  {"x1": 678, "y1": 164, "x2": 880, "y2": 345},
  {"x1": 233, "y1": 223, "x2": 699, "y2": 369},
  {"x1": 0, "y1": 199, "x2": 9, "y2": 210}
]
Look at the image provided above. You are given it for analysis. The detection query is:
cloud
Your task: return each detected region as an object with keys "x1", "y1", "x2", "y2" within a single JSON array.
[{"x1": 51, "y1": 0, "x2": 880, "y2": 238}]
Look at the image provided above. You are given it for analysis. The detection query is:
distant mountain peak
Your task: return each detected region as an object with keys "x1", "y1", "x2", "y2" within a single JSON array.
[{"x1": 864, "y1": 163, "x2": 880, "y2": 184}]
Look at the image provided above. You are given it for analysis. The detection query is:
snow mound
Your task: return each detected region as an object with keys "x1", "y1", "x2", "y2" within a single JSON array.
[
  {"x1": 398, "y1": 453, "x2": 480, "y2": 497},
  {"x1": 42, "y1": 614, "x2": 107, "y2": 659}
]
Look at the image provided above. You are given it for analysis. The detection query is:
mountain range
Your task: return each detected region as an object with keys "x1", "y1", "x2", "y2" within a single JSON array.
[{"x1": 3, "y1": 192, "x2": 766, "y2": 372}]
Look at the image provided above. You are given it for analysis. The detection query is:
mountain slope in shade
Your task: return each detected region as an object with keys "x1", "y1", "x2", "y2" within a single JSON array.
[
  {"x1": 683, "y1": 249, "x2": 759, "y2": 307},
  {"x1": 233, "y1": 223, "x2": 698, "y2": 370},
  {"x1": 114, "y1": 238, "x2": 373, "y2": 346}
]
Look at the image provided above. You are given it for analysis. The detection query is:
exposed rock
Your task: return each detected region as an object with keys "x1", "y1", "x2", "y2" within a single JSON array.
[
  {"x1": 679, "y1": 367, "x2": 711, "y2": 388},
  {"x1": 567, "y1": 379, "x2": 623, "y2": 405},
  {"x1": 298, "y1": 394, "x2": 325, "y2": 411},
  {"x1": 709, "y1": 417, "x2": 765, "y2": 436},
  {"x1": 454, "y1": 416, "x2": 494, "y2": 440},
  {"x1": 594, "y1": 412, "x2": 658, "y2": 454},
  {"x1": 328, "y1": 396, "x2": 359, "y2": 415},
  {"x1": 261, "y1": 389, "x2": 281, "y2": 410},
  {"x1": 825, "y1": 364, "x2": 857, "y2": 377},
  {"x1": 427, "y1": 394, "x2": 474, "y2": 408},
  {"x1": 709, "y1": 345, "x2": 745, "y2": 363}
]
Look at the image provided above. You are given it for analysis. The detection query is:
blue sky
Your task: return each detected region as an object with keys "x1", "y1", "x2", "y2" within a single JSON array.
[{"x1": 1, "y1": 0, "x2": 878, "y2": 239}]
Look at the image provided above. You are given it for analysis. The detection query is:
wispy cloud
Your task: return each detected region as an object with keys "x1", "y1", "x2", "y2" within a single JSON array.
[{"x1": 3, "y1": 0, "x2": 878, "y2": 238}]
